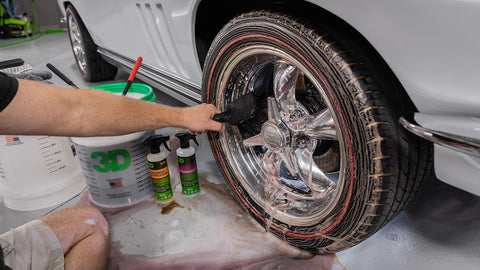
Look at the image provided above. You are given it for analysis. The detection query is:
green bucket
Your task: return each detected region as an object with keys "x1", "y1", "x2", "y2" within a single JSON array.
[{"x1": 89, "y1": 83, "x2": 156, "y2": 103}]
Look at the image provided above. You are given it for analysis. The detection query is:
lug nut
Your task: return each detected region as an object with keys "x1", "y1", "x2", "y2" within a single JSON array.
[
  {"x1": 296, "y1": 135, "x2": 310, "y2": 148},
  {"x1": 290, "y1": 110, "x2": 303, "y2": 122}
]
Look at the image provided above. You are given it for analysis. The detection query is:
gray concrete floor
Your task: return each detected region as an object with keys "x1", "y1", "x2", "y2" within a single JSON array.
[{"x1": 1, "y1": 33, "x2": 480, "y2": 269}]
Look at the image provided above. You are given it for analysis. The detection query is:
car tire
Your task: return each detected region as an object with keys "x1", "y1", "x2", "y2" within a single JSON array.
[
  {"x1": 202, "y1": 11, "x2": 432, "y2": 253},
  {"x1": 65, "y1": 5, "x2": 117, "y2": 82},
  {"x1": 0, "y1": 26, "x2": 11, "y2": 39}
]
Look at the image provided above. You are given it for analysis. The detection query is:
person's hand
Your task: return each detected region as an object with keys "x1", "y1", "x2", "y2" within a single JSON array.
[{"x1": 181, "y1": 103, "x2": 223, "y2": 134}]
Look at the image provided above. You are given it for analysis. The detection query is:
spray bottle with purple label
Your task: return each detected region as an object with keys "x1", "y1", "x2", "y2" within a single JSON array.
[{"x1": 175, "y1": 132, "x2": 200, "y2": 195}]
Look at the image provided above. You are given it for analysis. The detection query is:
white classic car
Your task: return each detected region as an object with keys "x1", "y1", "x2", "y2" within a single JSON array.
[{"x1": 57, "y1": 0, "x2": 480, "y2": 254}]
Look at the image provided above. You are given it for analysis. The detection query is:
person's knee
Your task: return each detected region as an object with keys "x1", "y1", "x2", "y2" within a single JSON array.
[
  {"x1": 40, "y1": 206, "x2": 110, "y2": 252},
  {"x1": 75, "y1": 206, "x2": 110, "y2": 257},
  {"x1": 41, "y1": 205, "x2": 108, "y2": 234},
  {"x1": 45, "y1": 206, "x2": 111, "y2": 269},
  {"x1": 75, "y1": 206, "x2": 109, "y2": 237}
]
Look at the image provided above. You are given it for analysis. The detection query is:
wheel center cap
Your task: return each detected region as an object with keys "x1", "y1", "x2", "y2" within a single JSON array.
[{"x1": 261, "y1": 122, "x2": 289, "y2": 151}]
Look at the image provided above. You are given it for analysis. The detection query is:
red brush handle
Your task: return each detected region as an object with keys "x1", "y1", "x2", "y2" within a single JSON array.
[
  {"x1": 128, "y1": 56, "x2": 143, "y2": 82},
  {"x1": 122, "y1": 57, "x2": 143, "y2": 96}
]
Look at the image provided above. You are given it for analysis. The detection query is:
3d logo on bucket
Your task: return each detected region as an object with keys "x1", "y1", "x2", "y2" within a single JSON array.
[{"x1": 91, "y1": 149, "x2": 131, "y2": 173}]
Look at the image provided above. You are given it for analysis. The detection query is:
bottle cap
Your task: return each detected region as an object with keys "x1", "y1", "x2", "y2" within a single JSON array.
[
  {"x1": 144, "y1": 135, "x2": 170, "y2": 154},
  {"x1": 175, "y1": 132, "x2": 198, "y2": 149}
]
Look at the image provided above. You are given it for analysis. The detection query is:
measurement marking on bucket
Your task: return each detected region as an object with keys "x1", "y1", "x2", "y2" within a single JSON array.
[
  {"x1": 44, "y1": 151, "x2": 61, "y2": 158},
  {"x1": 137, "y1": 168, "x2": 149, "y2": 174},
  {"x1": 47, "y1": 159, "x2": 60, "y2": 166},
  {"x1": 133, "y1": 162, "x2": 145, "y2": 166},
  {"x1": 131, "y1": 155, "x2": 144, "y2": 160},
  {"x1": 47, "y1": 165, "x2": 57, "y2": 169},
  {"x1": 137, "y1": 171, "x2": 150, "y2": 179},
  {"x1": 41, "y1": 143, "x2": 57, "y2": 150},
  {"x1": 37, "y1": 136, "x2": 67, "y2": 175},
  {"x1": 49, "y1": 165, "x2": 66, "y2": 174},
  {"x1": 37, "y1": 137, "x2": 49, "y2": 144}
]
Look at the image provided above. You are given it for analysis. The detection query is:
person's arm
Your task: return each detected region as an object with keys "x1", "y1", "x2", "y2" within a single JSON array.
[{"x1": 0, "y1": 78, "x2": 222, "y2": 137}]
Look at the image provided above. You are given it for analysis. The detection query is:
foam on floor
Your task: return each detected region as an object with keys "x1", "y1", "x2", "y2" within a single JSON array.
[{"x1": 77, "y1": 172, "x2": 342, "y2": 270}]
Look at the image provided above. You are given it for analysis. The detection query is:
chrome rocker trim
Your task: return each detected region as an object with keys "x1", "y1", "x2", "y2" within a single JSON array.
[{"x1": 400, "y1": 115, "x2": 480, "y2": 158}]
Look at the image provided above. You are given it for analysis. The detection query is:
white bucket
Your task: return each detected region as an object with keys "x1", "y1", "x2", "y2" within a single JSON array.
[
  {"x1": 69, "y1": 82, "x2": 157, "y2": 208},
  {"x1": 0, "y1": 135, "x2": 85, "y2": 211},
  {"x1": 71, "y1": 130, "x2": 154, "y2": 207}
]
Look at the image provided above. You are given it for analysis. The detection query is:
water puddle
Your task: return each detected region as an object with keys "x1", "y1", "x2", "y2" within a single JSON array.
[{"x1": 160, "y1": 200, "x2": 184, "y2": 215}]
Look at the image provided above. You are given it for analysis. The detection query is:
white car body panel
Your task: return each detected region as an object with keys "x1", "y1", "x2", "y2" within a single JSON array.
[
  {"x1": 57, "y1": 0, "x2": 480, "y2": 195},
  {"x1": 436, "y1": 146, "x2": 480, "y2": 194},
  {"x1": 61, "y1": 0, "x2": 203, "y2": 86},
  {"x1": 309, "y1": 0, "x2": 480, "y2": 116}
]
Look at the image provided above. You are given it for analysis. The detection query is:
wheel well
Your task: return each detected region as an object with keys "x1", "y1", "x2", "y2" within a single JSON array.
[
  {"x1": 195, "y1": 0, "x2": 362, "y2": 69},
  {"x1": 61, "y1": 1, "x2": 71, "y2": 10},
  {"x1": 195, "y1": 0, "x2": 418, "y2": 114}
]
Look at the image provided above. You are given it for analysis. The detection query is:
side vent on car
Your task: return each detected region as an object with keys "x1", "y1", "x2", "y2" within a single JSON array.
[{"x1": 135, "y1": 2, "x2": 188, "y2": 78}]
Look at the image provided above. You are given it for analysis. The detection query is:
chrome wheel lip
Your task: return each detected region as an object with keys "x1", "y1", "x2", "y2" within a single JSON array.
[
  {"x1": 214, "y1": 45, "x2": 347, "y2": 226},
  {"x1": 67, "y1": 13, "x2": 87, "y2": 75}
]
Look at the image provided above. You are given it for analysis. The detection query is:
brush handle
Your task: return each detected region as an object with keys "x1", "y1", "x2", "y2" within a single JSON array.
[
  {"x1": 213, "y1": 111, "x2": 232, "y2": 123},
  {"x1": 46, "y1": 63, "x2": 79, "y2": 89},
  {"x1": 128, "y1": 57, "x2": 143, "y2": 82},
  {"x1": 122, "y1": 57, "x2": 143, "y2": 96}
]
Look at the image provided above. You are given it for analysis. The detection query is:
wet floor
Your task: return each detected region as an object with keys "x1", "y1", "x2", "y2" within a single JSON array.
[{"x1": 77, "y1": 172, "x2": 341, "y2": 270}]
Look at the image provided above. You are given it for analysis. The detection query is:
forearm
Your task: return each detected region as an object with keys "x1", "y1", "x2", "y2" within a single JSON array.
[
  {"x1": 74, "y1": 93, "x2": 190, "y2": 136},
  {"x1": 0, "y1": 79, "x2": 221, "y2": 137}
]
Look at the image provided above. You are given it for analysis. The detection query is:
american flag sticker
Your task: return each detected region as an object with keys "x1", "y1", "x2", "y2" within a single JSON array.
[
  {"x1": 5, "y1": 136, "x2": 20, "y2": 143},
  {"x1": 108, "y1": 179, "x2": 123, "y2": 189}
]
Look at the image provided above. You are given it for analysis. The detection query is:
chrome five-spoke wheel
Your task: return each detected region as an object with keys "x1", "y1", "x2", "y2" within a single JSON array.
[{"x1": 221, "y1": 56, "x2": 344, "y2": 228}]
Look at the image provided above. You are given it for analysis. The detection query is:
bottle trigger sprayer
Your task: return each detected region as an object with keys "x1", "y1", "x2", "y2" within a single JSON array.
[
  {"x1": 144, "y1": 135, "x2": 174, "y2": 204},
  {"x1": 175, "y1": 132, "x2": 200, "y2": 195}
]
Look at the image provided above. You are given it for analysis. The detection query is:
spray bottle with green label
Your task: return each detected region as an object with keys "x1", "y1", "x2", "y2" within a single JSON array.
[
  {"x1": 144, "y1": 135, "x2": 173, "y2": 204},
  {"x1": 175, "y1": 132, "x2": 200, "y2": 195}
]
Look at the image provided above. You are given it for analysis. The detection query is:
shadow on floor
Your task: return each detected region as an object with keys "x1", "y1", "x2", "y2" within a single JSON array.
[{"x1": 405, "y1": 175, "x2": 480, "y2": 248}]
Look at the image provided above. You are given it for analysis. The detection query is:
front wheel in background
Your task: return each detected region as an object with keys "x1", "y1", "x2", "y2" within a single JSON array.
[
  {"x1": 0, "y1": 26, "x2": 11, "y2": 39},
  {"x1": 202, "y1": 11, "x2": 431, "y2": 254},
  {"x1": 65, "y1": 5, "x2": 117, "y2": 82}
]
